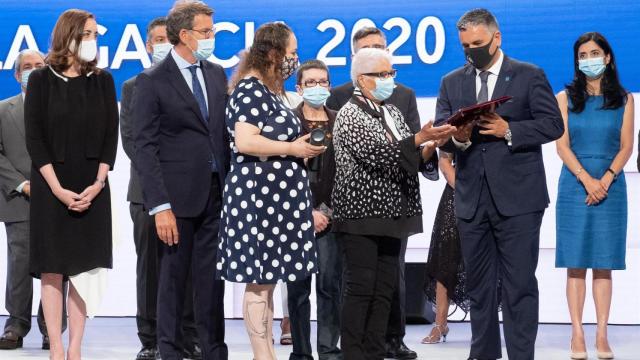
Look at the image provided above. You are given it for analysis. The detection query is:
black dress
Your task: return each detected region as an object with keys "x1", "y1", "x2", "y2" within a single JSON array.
[
  {"x1": 25, "y1": 67, "x2": 118, "y2": 277},
  {"x1": 424, "y1": 185, "x2": 470, "y2": 313}
]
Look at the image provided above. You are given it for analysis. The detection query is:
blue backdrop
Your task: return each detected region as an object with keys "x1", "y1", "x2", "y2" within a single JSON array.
[{"x1": 0, "y1": 0, "x2": 638, "y2": 100}]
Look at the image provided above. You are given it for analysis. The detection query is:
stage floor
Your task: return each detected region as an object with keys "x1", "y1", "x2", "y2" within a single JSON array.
[{"x1": 1, "y1": 317, "x2": 639, "y2": 359}]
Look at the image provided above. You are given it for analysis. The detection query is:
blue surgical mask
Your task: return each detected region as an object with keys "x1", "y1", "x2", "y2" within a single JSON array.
[
  {"x1": 20, "y1": 69, "x2": 34, "y2": 89},
  {"x1": 152, "y1": 42, "x2": 173, "y2": 64},
  {"x1": 370, "y1": 77, "x2": 395, "y2": 102},
  {"x1": 191, "y1": 37, "x2": 215, "y2": 61},
  {"x1": 579, "y1": 57, "x2": 606, "y2": 78},
  {"x1": 302, "y1": 86, "x2": 331, "y2": 108}
]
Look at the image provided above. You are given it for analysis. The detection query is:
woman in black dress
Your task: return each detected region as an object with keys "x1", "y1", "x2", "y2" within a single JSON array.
[
  {"x1": 24, "y1": 9, "x2": 118, "y2": 360},
  {"x1": 422, "y1": 151, "x2": 468, "y2": 344}
]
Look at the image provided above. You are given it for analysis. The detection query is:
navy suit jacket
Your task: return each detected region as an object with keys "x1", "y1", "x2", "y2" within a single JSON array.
[
  {"x1": 133, "y1": 54, "x2": 230, "y2": 218},
  {"x1": 437, "y1": 56, "x2": 564, "y2": 219}
]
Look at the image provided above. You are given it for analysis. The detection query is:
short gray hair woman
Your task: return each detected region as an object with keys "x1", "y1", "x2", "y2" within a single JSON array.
[{"x1": 332, "y1": 48, "x2": 454, "y2": 359}]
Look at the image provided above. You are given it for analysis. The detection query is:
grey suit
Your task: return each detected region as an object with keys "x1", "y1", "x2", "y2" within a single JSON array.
[
  {"x1": 120, "y1": 76, "x2": 198, "y2": 350},
  {"x1": 0, "y1": 94, "x2": 66, "y2": 338}
]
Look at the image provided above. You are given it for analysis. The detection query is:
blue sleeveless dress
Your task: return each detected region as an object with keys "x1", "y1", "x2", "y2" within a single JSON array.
[{"x1": 555, "y1": 96, "x2": 627, "y2": 270}]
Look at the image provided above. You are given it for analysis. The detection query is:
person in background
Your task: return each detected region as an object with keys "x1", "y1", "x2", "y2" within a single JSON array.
[
  {"x1": 134, "y1": 1, "x2": 230, "y2": 359},
  {"x1": 24, "y1": 9, "x2": 119, "y2": 360},
  {"x1": 326, "y1": 26, "x2": 424, "y2": 360},
  {"x1": 120, "y1": 16, "x2": 201, "y2": 360},
  {"x1": 333, "y1": 48, "x2": 455, "y2": 360},
  {"x1": 555, "y1": 31, "x2": 634, "y2": 360},
  {"x1": 437, "y1": 8, "x2": 564, "y2": 360},
  {"x1": 421, "y1": 150, "x2": 469, "y2": 344},
  {"x1": 0, "y1": 49, "x2": 67, "y2": 352},
  {"x1": 216, "y1": 22, "x2": 324, "y2": 360},
  {"x1": 287, "y1": 59, "x2": 341, "y2": 360}
]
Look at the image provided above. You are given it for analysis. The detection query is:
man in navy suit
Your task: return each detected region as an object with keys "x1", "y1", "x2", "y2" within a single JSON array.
[
  {"x1": 437, "y1": 9, "x2": 563, "y2": 360},
  {"x1": 134, "y1": 2, "x2": 229, "y2": 359}
]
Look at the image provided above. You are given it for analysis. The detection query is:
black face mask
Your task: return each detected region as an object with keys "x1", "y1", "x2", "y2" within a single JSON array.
[{"x1": 464, "y1": 35, "x2": 497, "y2": 70}]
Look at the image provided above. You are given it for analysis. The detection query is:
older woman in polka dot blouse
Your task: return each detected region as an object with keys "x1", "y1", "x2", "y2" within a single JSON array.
[{"x1": 216, "y1": 22, "x2": 325, "y2": 360}]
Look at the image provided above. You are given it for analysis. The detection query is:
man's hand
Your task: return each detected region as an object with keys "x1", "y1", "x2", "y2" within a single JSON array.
[
  {"x1": 478, "y1": 112, "x2": 509, "y2": 137},
  {"x1": 22, "y1": 182, "x2": 30, "y2": 197},
  {"x1": 312, "y1": 210, "x2": 329, "y2": 233},
  {"x1": 453, "y1": 121, "x2": 475, "y2": 142},
  {"x1": 156, "y1": 209, "x2": 179, "y2": 246}
]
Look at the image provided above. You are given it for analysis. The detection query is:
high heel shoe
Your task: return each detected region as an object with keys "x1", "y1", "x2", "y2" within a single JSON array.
[
  {"x1": 421, "y1": 323, "x2": 449, "y2": 344},
  {"x1": 570, "y1": 340, "x2": 588, "y2": 360},
  {"x1": 596, "y1": 345, "x2": 614, "y2": 359}
]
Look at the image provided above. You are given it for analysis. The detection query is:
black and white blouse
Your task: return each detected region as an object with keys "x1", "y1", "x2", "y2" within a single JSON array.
[{"x1": 331, "y1": 90, "x2": 436, "y2": 239}]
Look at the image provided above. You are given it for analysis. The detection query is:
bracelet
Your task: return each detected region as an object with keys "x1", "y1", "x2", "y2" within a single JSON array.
[
  {"x1": 95, "y1": 178, "x2": 106, "y2": 188},
  {"x1": 574, "y1": 167, "x2": 584, "y2": 180},
  {"x1": 606, "y1": 168, "x2": 617, "y2": 179}
]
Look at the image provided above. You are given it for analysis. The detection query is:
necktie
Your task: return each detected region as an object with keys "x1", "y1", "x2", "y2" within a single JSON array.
[
  {"x1": 477, "y1": 70, "x2": 490, "y2": 103},
  {"x1": 188, "y1": 65, "x2": 209, "y2": 122}
]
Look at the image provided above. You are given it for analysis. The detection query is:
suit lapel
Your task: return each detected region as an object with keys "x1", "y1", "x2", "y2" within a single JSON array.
[
  {"x1": 462, "y1": 65, "x2": 477, "y2": 107},
  {"x1": 491, "y1": 56, "x2": 514, "y2": 101},
  {"x1": 202, "y1": 63, "x2": 219, "y2": 135},
  {"x1": 165, "y1": 55, "x2": 208, "y2": 128},
  {"x1": 8, "y1": 95, "x2": 25, "y2": 138}
]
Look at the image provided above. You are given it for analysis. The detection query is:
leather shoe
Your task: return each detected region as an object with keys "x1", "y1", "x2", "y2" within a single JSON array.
[
  {"x1": 385, "y1": 338, "x2": 417, "y2": 359},
  {"x1": 0, "y1": 330, "x2": 23, "y2": 350},
  {"x1": 42, "y1": 335, "x2": 50, "y2": 350},
  {"x1": 136, "y1": 346, "x2": 159, "y2": 360},
  {"x1": 183, "y1": 343, "x2": 202, "y2": 360}
]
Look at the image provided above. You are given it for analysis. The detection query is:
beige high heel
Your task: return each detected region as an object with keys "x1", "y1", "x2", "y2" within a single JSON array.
[
  {"x1": 421, "y1": 323, "x2": 449, "y2": 344},
  {"x1": 596, "y1": 345, "x2": 614, "y2": 359},
  {"x1": 570, "y1": 340, "x2": 588, "y2": 360}
]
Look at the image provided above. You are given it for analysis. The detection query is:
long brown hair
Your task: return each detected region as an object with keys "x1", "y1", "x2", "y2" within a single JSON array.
[
  {"x1": 229, "y1": 22, "x2": 292, "y2": 94},
  {"x1": 46, "y1": 9, "x2": 100, "y2": 75}
]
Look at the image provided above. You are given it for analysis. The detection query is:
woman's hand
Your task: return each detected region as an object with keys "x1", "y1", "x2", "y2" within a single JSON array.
[
  {"x1": 312, "y1": 210, "x2": 330, "y2": 233},
  {"x1": 580, "y1": 174, "x2": 607, "y2": 205},
  {"x1": 421, "y1": 141, "x2": 438, "y2": 160},
  {"x1": 289, "y1": 133, "x2": 326, "y2": 159},
  {"x1": 415, "y1": 121, "x2": 457, "y2": 146},
  {"x1": 53, "y1": 188, "x2": 86, "y2": 211}
]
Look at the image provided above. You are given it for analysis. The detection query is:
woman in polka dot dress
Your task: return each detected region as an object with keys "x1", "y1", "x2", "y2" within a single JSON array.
[{"x1": 216, "y1": 22, "x2": 325, "y2": 359}]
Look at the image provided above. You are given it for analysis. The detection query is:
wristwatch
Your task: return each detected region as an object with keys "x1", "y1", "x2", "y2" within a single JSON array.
[{"x1": 504, "y1": 128, "x2": 512, "y2": 147}]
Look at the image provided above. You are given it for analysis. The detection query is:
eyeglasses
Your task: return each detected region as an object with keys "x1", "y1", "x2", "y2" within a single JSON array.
[
  {"x1": 190, "y1": 27, "x2": 215, "y2": 38},
  {"x1": 362, "y1": 69, "x2": 397, "y2": 79},
  {"x1": 301, "y1": 79, "x2": 330, "y2": 87}
]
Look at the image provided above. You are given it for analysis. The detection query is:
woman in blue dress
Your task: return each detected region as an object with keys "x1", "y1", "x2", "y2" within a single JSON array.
[
  {"x1": 216, "y1": 22, "x2": 325, "y2": 360},
  {"x1": 555, "y1": 32, "x2": 634, "y2": 360}
]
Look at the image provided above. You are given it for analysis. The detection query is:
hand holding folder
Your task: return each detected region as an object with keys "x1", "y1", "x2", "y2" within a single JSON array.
[{"x1": 440, "y1": 96, "x2": 512, "y2": 127}]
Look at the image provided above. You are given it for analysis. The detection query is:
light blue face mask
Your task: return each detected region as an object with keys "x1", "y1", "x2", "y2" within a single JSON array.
[
  {"x1": 191, "y1": 37, "x2": 215, "y2": 61},
  {"x1": 21, "y1": 69, "x2": 34, "y2": 89},
  {"x1": 579, "y1": 57, "x2": 606, "y2": 78},
  {"x1": 370, "y1": 77, "x2": 395, "y2": 101},
  {"x1": 302, "y1": 86, "x2": 331, "y2": 108},
  {"x1": 152, "y1": 42, "x2": 173, "y2": 64}
]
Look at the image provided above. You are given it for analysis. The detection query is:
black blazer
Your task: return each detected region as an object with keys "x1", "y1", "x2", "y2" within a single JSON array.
[
  {"x1": 119, "y1": 76, "x2": 144, "y2": 204},
  {"x1": 437, "y1": 56, "x2": 564, "y2": 219},
  {"x1": 25, "y1": 67, "x2": 118, "y2": 170},
  {"x1": 133, "y1": 54, "x2": 230, "y2": 217},
  {"x1": 326, "y1": 81, "x2": 421, "y2": 133}
]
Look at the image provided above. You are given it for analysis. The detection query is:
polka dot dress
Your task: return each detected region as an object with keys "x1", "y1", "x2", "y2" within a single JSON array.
[{"x1": 217, "y1": 77, "x2": 317, "y2": 284}]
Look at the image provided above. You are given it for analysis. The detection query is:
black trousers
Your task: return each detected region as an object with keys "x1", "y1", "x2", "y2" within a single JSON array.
[
  {"x1": 129, "y1": 203, "x2": 198, "y2": 349},
  {"x1": 339, "y1": 233, "x2": 401, "y2": 360},
  {"x1": 4, "y1": 221, "x2": 67, "y2": 337},
  {"x1": 457, "y1": 178, "x2": 542, "y2": 360},
  {"x1": 156, "y1": 178, "x2": 227, "y2": 360},
  {"x1": 287, "y1": 232, "x2": 342, "y2": 360},
  {"x1": 385, "y1": 237, "x2": 407, "y2": 342}
]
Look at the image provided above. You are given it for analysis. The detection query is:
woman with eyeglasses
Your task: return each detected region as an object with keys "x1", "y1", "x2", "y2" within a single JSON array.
[
  {"x1": 555, "y1": 32, "x2": 634, "y2": 360},
  {"x1": 332, "y1": 48, "x2": 455, "y2": 360},
  {"x1": 24, "y1": 9, "x2": 118, "y2": 360}
]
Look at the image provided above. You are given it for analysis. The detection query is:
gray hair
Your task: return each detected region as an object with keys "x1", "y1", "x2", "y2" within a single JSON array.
[
  {"x1": 350, "y1": 48, "x2": 393, "y2": 87},
  {"x1": 456, "y1": 8, "x2": 499, "y2": 33},
  {"x1": 14, "y1": 49, "x2": 46, "y2": 74}
]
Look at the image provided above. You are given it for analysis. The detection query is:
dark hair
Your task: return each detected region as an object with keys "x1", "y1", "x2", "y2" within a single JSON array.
[
  {"x1": 166, "y1": 1, "x2": 213, "y2": 45},
  {"x1": 565, "y1": 32, "x2": 626, "y2": 113},
  {"x1": 352, "y1": 27, "x2": 386, "y2": 48},
  {"x1": 146, "y1": 17, "x2": 167, "y2": 42},
  {"x1": 46, "y1": 9, "x2": 99, "y2": 75},
  {"x1": 296, "y1": 60, "x2": 329, "y2": 85},
  {"x1": 229, "y1": 22, "x2": 292, "y2": 94},
  {"x1": 456, "y1": 8, "x2": 499, "y2": 32}
]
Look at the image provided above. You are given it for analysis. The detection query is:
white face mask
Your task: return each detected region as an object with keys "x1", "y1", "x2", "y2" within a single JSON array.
[
  {"x1": 152, "y1": 42, "x2": 173, "y2": 64},
  {"x1": 76, "y1": 39, "x2": 97, "y2": 62}
]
